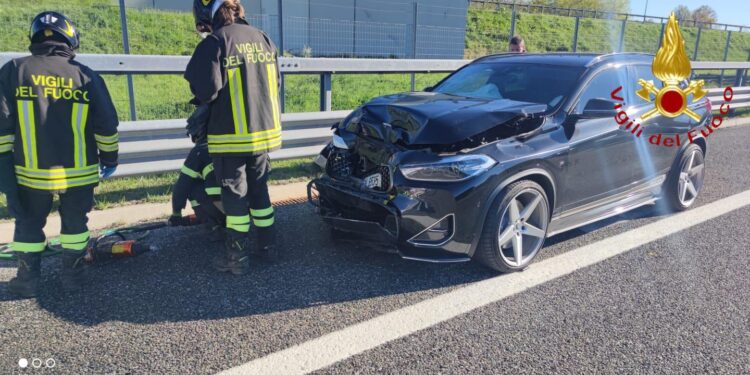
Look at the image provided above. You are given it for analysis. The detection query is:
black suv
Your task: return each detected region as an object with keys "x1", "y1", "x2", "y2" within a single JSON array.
[{"x1": 308, "y1": 53, "x2": 709, "y2": 272}]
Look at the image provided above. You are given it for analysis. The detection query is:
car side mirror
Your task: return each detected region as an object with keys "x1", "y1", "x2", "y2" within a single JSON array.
[
  {"x1": 423, "y1": 86, "x2": 433, "y2": 92},
  {"x1": 580, "y1": 98, "x2": 618, "y2": 118}
]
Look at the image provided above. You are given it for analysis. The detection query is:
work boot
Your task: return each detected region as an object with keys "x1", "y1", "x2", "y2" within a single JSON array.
[
  {"x1": 8, "y1": 252, "x2": 42, "y2": 298},
  {"x1": 212, "y1": 232, "x2": 250, "y2": 275},
  {"x1": 251, "y1": 227, "x2": 278, "y2": 260},
  {"x1": 60, "y1": 251, "x2": 86, "y2": 292}
]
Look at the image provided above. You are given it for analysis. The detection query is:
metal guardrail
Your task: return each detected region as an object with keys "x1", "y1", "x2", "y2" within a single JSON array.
[
  {"x1": 0, "y1": 53, "x2": 748, "y2": 178},
  {"x1": 116, "y1": 110, "x2": 350, "y2": 177}
]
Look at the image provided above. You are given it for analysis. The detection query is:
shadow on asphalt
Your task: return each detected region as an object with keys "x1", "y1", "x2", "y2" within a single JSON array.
[
  {"x1": 0, "y1": 203, "x2": 497, "y2": 324},
  {"x1": 0, "y1": 201, "x2": 673, "y2": 322}
]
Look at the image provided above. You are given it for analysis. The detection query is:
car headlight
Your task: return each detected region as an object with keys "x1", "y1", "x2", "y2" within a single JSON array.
[
  {"x1": 400, "y1": 155, "x2": 497, "y2": 182},
  {"x1": 332, "y1": 134, "x2": 349, "y2": 149}
]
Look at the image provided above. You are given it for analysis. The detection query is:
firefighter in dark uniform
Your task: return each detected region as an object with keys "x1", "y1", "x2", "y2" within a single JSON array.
[
  {"x1": 185, "y1": 0, "x2": 281, "y2": 275},
  {"x1": 169, "y1": 105, "x2": 225, "y2": 234},
  {"x1": 0, "y1": 12, "x2": 119, "y2": 297}
]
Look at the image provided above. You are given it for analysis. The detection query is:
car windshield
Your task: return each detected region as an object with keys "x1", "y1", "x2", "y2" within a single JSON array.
[{"x1": 433, "y1": 62, "x2": 585, "y2": 110}]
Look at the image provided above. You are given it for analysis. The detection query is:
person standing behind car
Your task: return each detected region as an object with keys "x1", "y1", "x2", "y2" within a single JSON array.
[
  {"x1": 184, "y1": 0, "x2": 281, "y2": 275},
  {"x1": 509, "y1": 35, "x2": 526, "y2": 53},
  {"x1": 0, "y1": 12, "x2": 119, "y2": 298}
]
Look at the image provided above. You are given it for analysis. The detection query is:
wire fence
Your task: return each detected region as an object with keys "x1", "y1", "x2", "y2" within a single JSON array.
[
  {"x1": 467, "y1": 1, "x2": 750, "y2": 61},
  {"x1": 2, "y1": 0, "x2": 749, "y2": 120}
]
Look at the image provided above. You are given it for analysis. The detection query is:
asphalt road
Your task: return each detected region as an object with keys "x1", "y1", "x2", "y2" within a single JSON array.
[{"x1": 1, "y1": 125, "x2": 749, "y2": 374}]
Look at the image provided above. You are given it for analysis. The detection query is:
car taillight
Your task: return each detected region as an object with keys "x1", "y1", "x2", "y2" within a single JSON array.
[{"x1": 705, "y1": 98, "x2": 712, "y2": 112}]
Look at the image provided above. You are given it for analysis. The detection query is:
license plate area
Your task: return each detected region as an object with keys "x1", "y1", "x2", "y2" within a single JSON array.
[{"x1": 364, "y1": 173, "x2": 382, "y2": 189}]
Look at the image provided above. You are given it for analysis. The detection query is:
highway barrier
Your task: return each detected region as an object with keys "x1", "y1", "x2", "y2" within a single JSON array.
[{"x1": 0, "y1": 53, "x2": 747, "y2": 177}]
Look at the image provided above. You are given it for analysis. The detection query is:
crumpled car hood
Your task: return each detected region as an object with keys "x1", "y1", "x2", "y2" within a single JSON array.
[{"x1": 340, "y1": 92, "x2": 547, "y2": 146}]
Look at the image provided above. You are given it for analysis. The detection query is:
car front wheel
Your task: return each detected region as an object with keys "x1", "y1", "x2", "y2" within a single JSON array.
[
  {"x1": 662, "y1": 144, "x2": 705, "y2": 211},
  {"x1": 475, "y1": 180, "x2": 550, "y2": 273}
]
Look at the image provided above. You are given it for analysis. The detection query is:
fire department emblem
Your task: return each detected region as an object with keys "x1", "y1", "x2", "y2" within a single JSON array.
[{"x1": 637, "y1": 13, "x2": 707, "y2": 122}]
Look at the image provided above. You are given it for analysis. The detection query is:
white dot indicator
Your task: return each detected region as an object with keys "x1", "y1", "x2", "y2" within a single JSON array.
[
  {"x1": 46, "y1": 358, "x2": 56, "y2": 368},
  {"x1": 32, "y1": 358, "x2": 42, "y2": 368},
  {"x1": 18, "y1": 358, "x2": 28, "y2": 368}
]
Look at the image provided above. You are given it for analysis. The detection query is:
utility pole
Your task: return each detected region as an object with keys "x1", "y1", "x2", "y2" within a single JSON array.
[{"x1": 643, "y1": 0, "x2": 649, "y2": 16}]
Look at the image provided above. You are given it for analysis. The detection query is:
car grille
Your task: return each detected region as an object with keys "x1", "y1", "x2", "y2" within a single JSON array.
[{"x1": 326, "y1": 149, "x2": 391, "y2": 192}]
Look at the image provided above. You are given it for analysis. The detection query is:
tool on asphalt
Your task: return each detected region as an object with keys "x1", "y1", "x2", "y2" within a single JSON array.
[{"x1": 0, "y1": 222, "x2": 164, "y2": 262}]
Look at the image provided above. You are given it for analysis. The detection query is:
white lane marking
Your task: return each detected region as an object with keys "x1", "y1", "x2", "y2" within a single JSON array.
[{"x1": 220, "y1": 189, "x2": 750, "y2": 375}]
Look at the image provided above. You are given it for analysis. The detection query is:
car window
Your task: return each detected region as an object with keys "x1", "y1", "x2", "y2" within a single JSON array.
[
  {"x1": 574, "y1": 67, "x2": 629, "y2": 114},
  {"x1": 434, "y1": 62, "x2": 584, "y2": 111},
  {"x1": 633, "y1": 64, "x2": 664, "y2": 106}
]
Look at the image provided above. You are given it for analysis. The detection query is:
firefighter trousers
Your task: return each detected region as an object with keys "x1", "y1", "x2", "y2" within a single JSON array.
[
  {"x1": 212, "y1": 154, "x2": 274, "y2": 236},
  {"x1": 12, "y1": 187, "x2": 94, "y2": 253},
  {"x1": 188, "y1": 182, "x2": 225, "y2": 227}
]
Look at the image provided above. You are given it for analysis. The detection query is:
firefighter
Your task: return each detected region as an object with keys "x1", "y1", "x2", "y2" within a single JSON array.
[
  {"x1": 169, "y1": 104, "x2": 226, "y2": 238},
  {"x1": 185, "y1": 0, "x2": 281, "y2": 275},
  {"x1": 0, "y1": 12, "x2": 119, "y2": 297}
]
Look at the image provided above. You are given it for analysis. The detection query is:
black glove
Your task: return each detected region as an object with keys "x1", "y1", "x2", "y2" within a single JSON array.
[{"x1": 186, "y1": 104, "x2": 210, "y2": 142}]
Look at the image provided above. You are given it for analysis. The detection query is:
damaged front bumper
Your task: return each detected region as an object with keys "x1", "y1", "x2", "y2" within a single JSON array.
[{"x1": 308, "y1": 177, "x2": 474, "y2": 263}]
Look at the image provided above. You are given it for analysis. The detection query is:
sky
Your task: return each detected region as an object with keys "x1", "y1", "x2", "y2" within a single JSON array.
[{"x1": 629, "y1": 0, "x2": 747, "y2": 27}]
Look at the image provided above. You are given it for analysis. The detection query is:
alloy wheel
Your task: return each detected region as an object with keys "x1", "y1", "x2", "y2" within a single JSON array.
[
  {"x1": 677, "y1": 150, "x2": 704, "y2": 207},
  {"x1": 497, "y1": 188, "x2": 549, "y2": 268}
]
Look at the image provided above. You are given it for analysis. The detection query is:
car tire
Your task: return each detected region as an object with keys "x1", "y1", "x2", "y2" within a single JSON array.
[
  {"x1": 661, "y1": 144, "x2": 705, "y2": 212},
  {"x1": 475, "y1": 180, "x2": 550, "y2": 273}
]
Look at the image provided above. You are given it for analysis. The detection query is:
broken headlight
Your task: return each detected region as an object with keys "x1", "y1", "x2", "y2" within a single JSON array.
[{"x1": 400, "y1": 154, "x2": 497, "y2": 182}]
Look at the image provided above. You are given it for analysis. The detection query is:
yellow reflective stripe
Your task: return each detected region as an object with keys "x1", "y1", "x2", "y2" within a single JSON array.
[
  {"x1": 190, "y1": 200, "x2": 200, "y2": 208},
  {"x1": 266, "y1": 63, "x2": 282, "y2": 131},
  {"x1": 207, "y1": 129, "x2": 282, "y2": 143},
  {"x1": 97, "y1": 143, "x2": 118, "y2": 152},
  {"x1": 227, "y1": 68, "x2": 248, "y2": 135},
  {"x1": 253, "y1": 217, "x2": 275, "y2": 228},
  {"x1": 226, "y1": 215, "x2": 250, "y2": 233},
  {"x1": 95, "y1": 134, "x2": 119, "y2": 143},
  {"x1": 60, "y1": 231, "x2": 90, "y2": 251},
  {"x1": 16, "y1": 164, "x2": 99, "y2": 190},
  {"x1": 15, "y1": 165, "x2": 99, "y2": 179},
  {"x1": 208, "y1": 137, "x2": 282, "y2": 154},
  {"x1": 180, "y1": 165, "x2": 201, "y2": 179},
  {"x1": 250, "y1": 207, "x2": 274, "y2": 217},
  {"x1": 11, "y1": 241, "x2": 46, "y2": 252},
  {"x1": 96, "y1": 133, "x2": 119, "y2": 152},
  {"x1": 71, "y1": 102, "x2": 89, "y2": 168},
  {"x1": 17, "y1": 100, "x2": 38, "y2": 168},
  {"x1": 205, "y1": 187, "x2": 221, "y2": 196},
  {"x1": 202, "y1": 163, "x2": 214, "y2": 179},
  {"x1": 0, "y1": 134, "x2": 13, "y2": 152},
  {"x1": 16, "y1": 173, "x2": 100, "y2": 190}
]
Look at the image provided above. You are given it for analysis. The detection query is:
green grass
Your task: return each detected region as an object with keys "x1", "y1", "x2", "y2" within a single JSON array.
[
  {"x1": 0, "y1": 157, "x2": 320, "y2": 220},
  {"x1": 466, "y1": 4, "x2": 750, "y2": 59}
]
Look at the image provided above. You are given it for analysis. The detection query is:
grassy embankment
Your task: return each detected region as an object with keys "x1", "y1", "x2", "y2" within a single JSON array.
[{"x1": 0, "y1": 1, "x2": 748, "y2": 218}]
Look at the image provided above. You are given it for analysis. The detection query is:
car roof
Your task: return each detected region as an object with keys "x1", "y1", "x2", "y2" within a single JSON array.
[{"x1": 473, "y1": 52, "x2": 654, "y2": 68}]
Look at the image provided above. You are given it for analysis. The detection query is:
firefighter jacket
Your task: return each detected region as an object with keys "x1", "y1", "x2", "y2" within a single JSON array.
[
  {"x1": 172, "y1": 142, "x2": 221, "y2": 213},
  {"x1": 184, "y1": 20, "x2": 282, "y2": 157},
  {"x1": 0, "y1": 41, "x2": 119, "y2": 192}
]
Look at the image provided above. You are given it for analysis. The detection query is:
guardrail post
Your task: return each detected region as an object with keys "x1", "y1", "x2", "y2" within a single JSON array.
[
  {"x1": 693, "y1": 27, "x2": 702, "y2": 61},
  {"x1": 657, "y1": 21, "x2": 666, "y2": 51},
  {"x1": 509, "y1": 4, "x2": 516, "y2": 40},
  {"x1": 572, "y1": 16, "x2": 579, "y2": 52},
  {"x1": 320, "y1": 73, "x2": 332, "y2": 111},
  {"x1": 118, "y1": 0, "x2": 137, "y2": 121},
  {"x1": 277, "y1": 0, "x2": 285, "y2": 54},
  {"x1": 720, "y1": 31, "x2": 732, "y2": 86},
  {"x1": 618, "y1": 19, "x2": 626, "y2": 52},
  {"x1": 411, "y1": 2, "x2": 418, "y2": 91}
]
